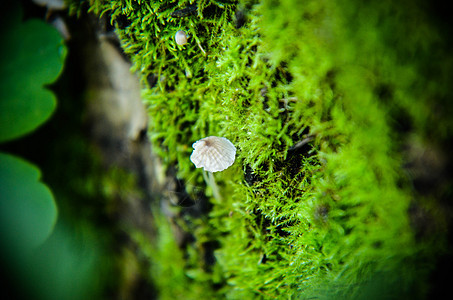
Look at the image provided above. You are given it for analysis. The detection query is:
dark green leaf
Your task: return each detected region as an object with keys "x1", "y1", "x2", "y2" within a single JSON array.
[
  {"x1": 0, "y1": 4, "x2": 66, "y2": 142},
  {"x1": 0, "y1": 152, "x2": 58, "y2": 256}
]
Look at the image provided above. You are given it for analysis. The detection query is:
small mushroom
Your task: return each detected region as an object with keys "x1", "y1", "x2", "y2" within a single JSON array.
[
  {"x1": 190, "y1": 136, "x2": 236, "y2": 172},
  {"x1": 175, "y1": 30, "x2": 188, "y2": 46}
]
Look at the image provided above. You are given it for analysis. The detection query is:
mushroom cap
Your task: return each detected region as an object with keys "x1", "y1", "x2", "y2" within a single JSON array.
[
  {"x1": 175, "y1": 30, "x2": 188, "y2": 46},
  {"x1": 190, "y1": 136, "x2": 236, "y2": 172}
]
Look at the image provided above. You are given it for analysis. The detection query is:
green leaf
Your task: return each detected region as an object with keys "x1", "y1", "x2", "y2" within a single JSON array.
[
  {"x1": 0, "y1": 3, "x2": 66, "y2": 143},
  {"x1": 0, "y1": 152, "x2": 58, "y2": 255}
]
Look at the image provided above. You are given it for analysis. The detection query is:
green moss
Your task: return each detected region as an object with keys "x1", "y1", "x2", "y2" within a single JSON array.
[
  {"x1": 132, "y1": 213, "x2": 220, "y2": 300},
  {"x1": 74, "y1": 0, "x2": 452, "y2": 298}
]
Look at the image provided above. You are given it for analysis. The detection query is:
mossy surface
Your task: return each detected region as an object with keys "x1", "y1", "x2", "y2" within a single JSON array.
[{"x1": 72, "y1": 0, "x2": 452, "y2": 298}]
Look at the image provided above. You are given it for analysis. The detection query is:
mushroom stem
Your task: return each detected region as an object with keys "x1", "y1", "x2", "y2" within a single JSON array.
[
  {"x1": 202, "y1": 171, "x2": 222, "y2": 201},
  {"x1": 197, "y1": 40, "x2": 206, "y2": 56}
]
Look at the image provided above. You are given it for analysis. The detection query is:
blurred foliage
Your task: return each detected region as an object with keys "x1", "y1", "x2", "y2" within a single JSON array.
[
  {"x1": 0, "y1": 2, "x2": 66, "y2": 143},
  {"x1": 0, "y1": 153, "x2": 57, "y2": 257},
  {"x1": 73, "y1": 0, "x2": 452, "y2": 299},
  {"x1": 0, "y1": 2, "x2": 104, "y2": 300},
  {"x1": 0, "y1": 1, "x2": 63, "y2": 259}
]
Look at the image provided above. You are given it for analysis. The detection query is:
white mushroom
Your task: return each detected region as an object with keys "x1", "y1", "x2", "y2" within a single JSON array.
[
  {"x1": 190, "y1": 136, "x2": 236, "y2": 172},
  {"x1": 175, "y1": 30, "x2": 188, "y2": 46}
]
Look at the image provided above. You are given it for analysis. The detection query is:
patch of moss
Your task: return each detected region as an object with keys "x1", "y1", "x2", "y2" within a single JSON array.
[
  {"x1": 131, "y1": 211, "x2": 222, "y2": 299},
  {"x1": 73, "y1": 0, "x2": 452, "y2": 298}
]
